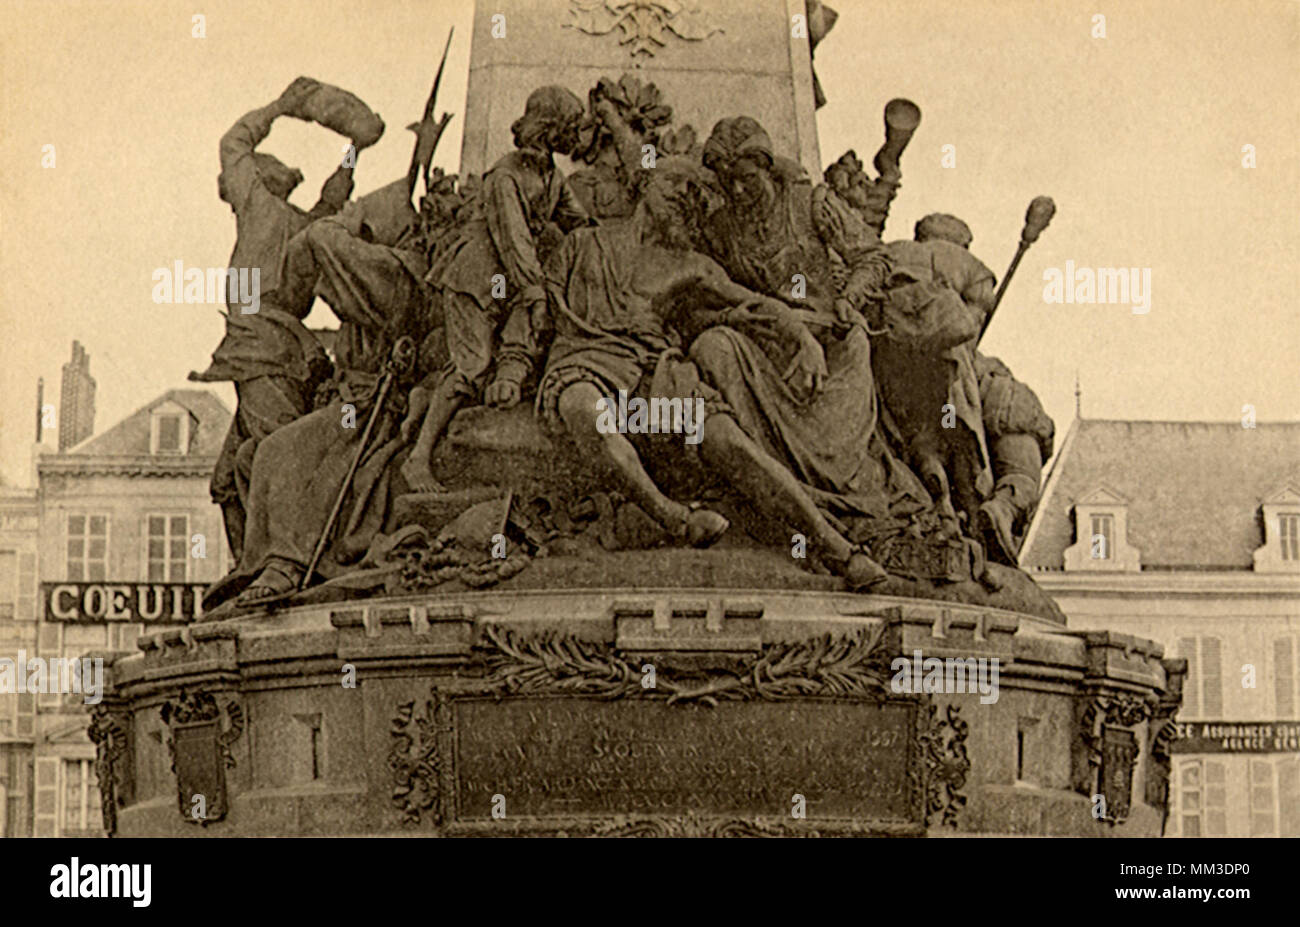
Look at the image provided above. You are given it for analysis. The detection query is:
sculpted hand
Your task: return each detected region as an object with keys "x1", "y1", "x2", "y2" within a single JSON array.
[
  {"x1": 484, "y1": 379, "x2": 522, "y2": 409},
  {"x1": 783, "y1": 333, "x2": 827, "y2": 401},
  {"x1": 832, "y1": 298, "x2": 858, "y2": 338},
  {"x1": 528, "y1": 298, "x2": 550, "y2": 339},
  {"x1": 276, "y1": 76, "x2": 322, "y2": 118}
]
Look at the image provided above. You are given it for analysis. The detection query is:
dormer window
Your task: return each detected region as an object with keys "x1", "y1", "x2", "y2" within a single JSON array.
[
  {"x1": 1281, "y1": 513, "x2": 1300, "y2": 561},
  {"x1": 1089, "y1": 513, "x2": 1115, "y2": 561},
  {"x1": 1253, "y1": 486, "x2": 1300, "y2": 572},
  {"x1": 149, "y1": 401, "x2": 191, "y2": 456},
  {"x1": 157, "y1": 415, "x2": 181, "y2": 452},
  {"x1": 1064, "y1": 487, "x2": 1141, "y2": 571}
]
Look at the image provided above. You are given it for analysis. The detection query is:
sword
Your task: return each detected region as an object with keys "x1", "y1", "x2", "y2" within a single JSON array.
[
  {"x1": 978, "y1": 196, "x2": 1056, "y2": 344},
  {"x1": 300, "y1": 336, "x2": 417, "y2": 591}
]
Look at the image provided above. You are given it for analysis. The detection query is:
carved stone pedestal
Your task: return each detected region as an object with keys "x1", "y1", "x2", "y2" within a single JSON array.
[{"x1": 93, "y1": 588, "x2": 1181, "y2": 837}]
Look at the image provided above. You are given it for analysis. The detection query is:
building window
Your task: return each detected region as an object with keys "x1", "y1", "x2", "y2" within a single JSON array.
[
  {"x1": 1275, "y1": 637, "x2": 1298, "y2": 718},
  {"x1": 149, "y1": 406, "x2": 190, "y2": 456},
  {"x1": 61, "y1": 759, "x2": 101, "y2": 835},
  {"x1": 1281, "y1": 513, "x2": 1300, "y2": 561},
  {"x1": 1177, "y1": 637, "x2": 1223, "y2": 719},
  {"x1": 1253, "y1": 489, "x2": 1300, "y2": 572},
  {"x1": 157, "y1": 415, "x2": 181, "y2": 452},
  {"x1": 1089, "y1": 513, "x2": 1114, "y2": 560},
  {"x1": 66, "y1": 514, "x2": 108, "y2": 582},
  {"x1": 1176, "y1": 758, "x2": 1226, "y2": 836},
  {"x1": 1249, "y1": 757, "x2": 1300, "y2": 837},
  {"x1": 0, "y1": 550, "x2": 37, "y2": 622},
  {"x1": 1282, "y1": 758, "x2": 1300, "y2": 837},
  {"x1": 18, "y1": 552, "x2": 34, "y2": 621},
  {"x1": 1064, "y1": 488, "x2": 1140, "y2": 571},
  {"x1": 0, "y1": 551, "x2": 14, "y2": 621},
  {"x1": 147, "y1": 515, "x2": 189, "y2": 582},
  {"x1": 0, "y1": 679, "x2": 12, "y2": 736}
]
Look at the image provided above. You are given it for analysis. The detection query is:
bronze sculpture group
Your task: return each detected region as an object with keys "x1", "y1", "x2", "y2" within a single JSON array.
[{"x1": 192, "y1": 69, "x2": 1057, "y2": 616}]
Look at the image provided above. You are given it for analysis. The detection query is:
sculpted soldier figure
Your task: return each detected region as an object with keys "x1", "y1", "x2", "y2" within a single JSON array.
[
  {"x1": 892, "y1": 216, "x2": 1055, "y2": 564},
  {"x1": 878, "y1": 213, "x2": 996, "y2": 533},
  {"x1": 973, "y1": 352, "x2": 1055, "y2": 566},
  {"x1": 878, "y1": 212, "x2": 1054, "y2": 563},
  {"x1": 205, "y1": 177, "x2": 438, "y2": 608},
  {"x1": 191, "y1": 76, "x2": 383, "y2": 560},
  {"x1": 401, "y1": 86, "x2": 592, "y2": 492}
]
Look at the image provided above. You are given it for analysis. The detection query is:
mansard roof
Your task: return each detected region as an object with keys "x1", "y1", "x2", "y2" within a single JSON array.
[{"x1": 1021, "y1": 419, "x2": 1300, "y2": 571}]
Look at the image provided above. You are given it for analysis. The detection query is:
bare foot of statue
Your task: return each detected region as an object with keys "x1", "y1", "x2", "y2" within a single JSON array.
[
  {"x1": 399, "y1": 457, "x2": 448, "y2": 495},
  {"x1": 838, "y1": 551, "x2": 890, "y2": 592},
  {"x1": 683, "y1": 509, "x2": 730, "y2": 548},
  {"x1": 236, "y1": 563, "x2": 301, "y2": 606}
]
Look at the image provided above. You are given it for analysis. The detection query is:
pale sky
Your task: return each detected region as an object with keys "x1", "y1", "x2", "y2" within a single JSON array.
[{"x1": 1, "y1": 0, "x2": 1297, "y2": 486}]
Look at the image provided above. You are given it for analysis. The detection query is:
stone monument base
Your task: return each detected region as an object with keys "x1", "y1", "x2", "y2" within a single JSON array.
[{"x1": 91, "y1": 588, "x2": 1182, "y2": 837}]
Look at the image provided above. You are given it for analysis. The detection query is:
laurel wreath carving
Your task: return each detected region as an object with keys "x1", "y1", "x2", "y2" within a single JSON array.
[{"x1": 478, "y1": 622, "x2": 893, "y2": 706}]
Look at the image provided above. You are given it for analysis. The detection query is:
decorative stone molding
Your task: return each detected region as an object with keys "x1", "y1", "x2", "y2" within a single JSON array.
[
  {"x1": 87, "y1": 702, "x2": 133, "y2": 837},
  {"x1": 565, "y1": 0, "x2": 723, "y2": 61},
  {"x1": 1145, "y1": 657, "x2": 1187, "y2": 835},
  {"x1": 97, "y1": 598, "x2": 1179, "y2": 837},
  {"x1": 1076, "y1": 690, "x2": 1156, "y2": 825},
  {"x1": 920, "y1": 702, "x2": 970, "y2": 827},
  {"x1": 389, "y1": 692, "x2": 451, "y2": 826}
]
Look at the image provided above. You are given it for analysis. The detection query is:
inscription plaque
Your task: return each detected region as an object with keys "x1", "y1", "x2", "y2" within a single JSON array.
[
  {"x1": 450, "y1": 696, "x2": 922, "y2": 833},
  {"x1": 388, "y1": 628, "x2": 968, "y2": 836}
]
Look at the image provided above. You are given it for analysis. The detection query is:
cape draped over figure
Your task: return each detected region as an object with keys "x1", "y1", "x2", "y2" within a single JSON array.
[{"x1": 696, "y1": 130, "x2": 928, "y2": 528}]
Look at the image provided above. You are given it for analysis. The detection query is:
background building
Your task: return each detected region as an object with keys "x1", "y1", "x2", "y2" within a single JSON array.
[
  {"x1": 0, "y1": 481, "x2": 40, "y2": 837},
  {"x1": 28, "y1": 388, "x2": 229, "y2": 836},
  {"x1": 1022, "y1": 418, "x2": 1300, "y2": 837}
]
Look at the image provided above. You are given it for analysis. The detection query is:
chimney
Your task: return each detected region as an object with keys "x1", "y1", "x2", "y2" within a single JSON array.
[
  {"x1": 58, "y1": 340, "x2": 96, "y2": 451},
  {"x1": 35, "y1": 377, "x2": 43, "y2": 443}
]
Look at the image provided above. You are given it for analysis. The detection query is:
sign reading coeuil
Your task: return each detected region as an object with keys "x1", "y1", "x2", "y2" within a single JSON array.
[{"x1": 41, "y1": 582, "x2": 207, "y2": 623}]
